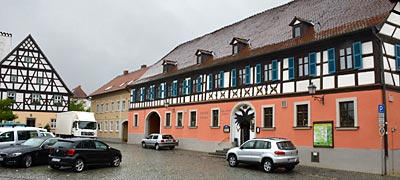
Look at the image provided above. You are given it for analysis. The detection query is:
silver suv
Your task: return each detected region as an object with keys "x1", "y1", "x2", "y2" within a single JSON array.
[{"x1": 226, "y1": 138, "x2": 299, "y2": 173}]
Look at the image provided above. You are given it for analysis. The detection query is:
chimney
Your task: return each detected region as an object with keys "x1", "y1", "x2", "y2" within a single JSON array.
[
  {"x1": 141, "y1": 64, "x2": 147, "y2": 69},
  {"x1": 0, "y1": 32, "x2": 12, "y2": 60},
  {"x1": 123, "y1": 70, "x2": 129, "y2": 75}
]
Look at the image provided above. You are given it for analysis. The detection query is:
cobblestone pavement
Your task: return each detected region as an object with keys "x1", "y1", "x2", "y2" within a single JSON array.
[{"x1": 0, "y1": 142, "x2": 399, "y2": 180}]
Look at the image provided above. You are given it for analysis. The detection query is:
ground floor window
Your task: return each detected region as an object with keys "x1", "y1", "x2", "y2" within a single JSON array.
[
  {"x1": 262, "y1": 105, "x2": 274, "y2": 128},
  {"x1": 104, "y1": 120, "x2": 108, "y2": 132},
  {"x1": 336, "y1": 97, "x2": 358, "y2": 128},
  {"x1": 165, "y1": 112, "x2": 171, "y2": 127},
  {"x1": 211, "y1": 108, "x2": 219, "y2": 127},
  {"x1": 189, "y1": 110, "x2": 197, "y2": 127},
  {"x1": 50, "y1": 119, "x2": 56, "y2": 129},
  {"x1": 294, "y1": 101, "x2": 310, "y2": 128},
  {"x1": 116, "y1": 120, "x2": 119, "y2": 132},
  {"x1": 110, "y1": 120, "x2": 114, "y2": 132},
  {"x1": 176, "y1": 111, "x2": 183, "y2": 127},
  {"x1": 134, "y1": 114, "x2": 138, "y2": 127}
]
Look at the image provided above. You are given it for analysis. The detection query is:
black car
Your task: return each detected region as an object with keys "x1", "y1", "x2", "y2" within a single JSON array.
[
  {"x1": 48, "y1": 138, "x2": 122, "y2": 172},
  {"x1": 0, "y1": 136, "x2": 59, "y2": 168}
]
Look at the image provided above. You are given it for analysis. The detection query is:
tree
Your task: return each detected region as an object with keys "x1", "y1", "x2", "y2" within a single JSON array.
[
  {"x1": 69, "y1": 99, "x2": 86, "y2": 111},
  {"x1": 0, "y1": 99, "x2": 18, "y2": 123}
]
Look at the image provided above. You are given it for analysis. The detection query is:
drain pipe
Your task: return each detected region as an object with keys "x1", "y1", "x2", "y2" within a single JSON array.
[{"x1": 373, "y1": 27, "x2": 388, "y2": 175}]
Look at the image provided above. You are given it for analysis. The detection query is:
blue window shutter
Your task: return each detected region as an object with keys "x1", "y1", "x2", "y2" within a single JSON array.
[
  {"x1": 309, "y1": 52, "x2": 316, "y2": 76},
  {"x1": 158, "y1": 85, "x2": 161, "y2": 98},
  {"x1": 172, "y1": 82, "x2": 177, "y2": 97},
  {"x1": 328, "y1": 48, "x2": 336, "y2": 73},
  {"x1": 197, "y1": 76, "x2": 202, "y2": 92},
  {"x1": 288, "y1": 57, "x2": 294, "y2": 80},
  {"x1": 255, "y1": 64, "x2": 261, "y2": 84},
  {"x1": 140, "y1": 88, "x2": 144, "y2": 101},
  {"x1": 245, "y1": 65, "x2": 250, "y2": 85},
  {"x1": 353, "y1": 41, "x2": 362, "y2": 69},
  {"x1": 151, "y1": 86, "x2": 154, "y2": 100},
  {"x1": 272, "y1": 60, "x2": 278, "y2": 81},
  {"x1": 231, "y1": 69, "x2": 237, "y2": 87},
  {"x1": 219, "y1": 71, "x2": 224, "y2": 88},
  {"x1": 208, "y1": 74, "x2": 213, "y2": 90},
  {"x1": 131, "y1": 89, "x2": 136, "y2": 102},
  {"x1": 182, "y1": 81, "x2": 186, "y2": 95},
  {"x1": 163, "y1": 83, "x2": 167, "y2": 98},
  {"x1": 396, "y1": 44, "x2": 400, "y2": 71},
  {"x1": 188, "y1": 79, "x2": 192, "y2": 94}
]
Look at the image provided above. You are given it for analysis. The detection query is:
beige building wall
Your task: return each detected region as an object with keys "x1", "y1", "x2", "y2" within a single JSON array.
[
  {"x1": 13, "y1": 111, "x2": 57, "y2": 132},
  {"x1": 91, "y1": 90, "x2": 130, "y2": 142}
]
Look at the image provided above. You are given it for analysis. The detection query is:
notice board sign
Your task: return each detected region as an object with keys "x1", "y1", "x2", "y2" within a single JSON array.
[{"x1": 313, "y1": 121, "x2": 334, "y2": 148}]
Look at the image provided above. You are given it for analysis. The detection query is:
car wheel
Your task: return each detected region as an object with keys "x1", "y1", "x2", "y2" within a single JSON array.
[
  {"x1": 155, "y1": 144, "x2": 160, "y2": 150},
  {"x1": 50, "y1": 165, "x2": 61, "y2": 170},
  {"x1": 169, "y1": 146, "x2": 175, "y2": 150},
  {"x1": 285, "y1": 165, "x2": 295, "y2": 171},
  {"x1": 228, "y1": 154, "x2": 238, "y2": 167},
  {"x1": 141, "y1": 142, "x2": 146, "y2": 148},
  {"x1": 262, "y1": 159, "x2": 275, "y2": 173},
  {"x1": 111, "y1": 155, "x2": 121, "y2": 167},
  {"x1": 73, "y1": 159, "x2": 85, "y2": 172},
  {"x1": 22, "y1": 154, "x2": 32, "y2": 168}
]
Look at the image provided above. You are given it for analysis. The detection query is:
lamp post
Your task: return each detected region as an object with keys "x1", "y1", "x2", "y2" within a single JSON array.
[{"x1": 308, "y1": 82, "x2": 324, "y2": 105}]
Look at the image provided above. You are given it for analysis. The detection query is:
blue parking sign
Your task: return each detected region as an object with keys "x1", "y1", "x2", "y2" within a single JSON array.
[{"x1": 378, "y1": 104, "x2": 384, "y2": 113}]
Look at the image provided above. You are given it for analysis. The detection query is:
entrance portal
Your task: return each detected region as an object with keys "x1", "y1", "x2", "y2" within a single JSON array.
[
  {"x1": 26, "y1": 118, "x2": 36, "y2": 127},
  {"x1": 230, "y1": 103, "x2": 256, "y2": 146},
  {"x1": 146, "y1": 112, "x2": 161, "y2": 135}
]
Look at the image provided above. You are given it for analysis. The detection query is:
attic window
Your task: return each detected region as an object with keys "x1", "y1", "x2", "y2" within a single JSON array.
[
  {"x1": 104, "y1": 86, "x2": 113, "y2": 91},
  {"x1": 162, "y1": 60, "x2": 177, "y2": 73},
  {"x1": 230, "y1": 37, "x2": 249, "y2": 55},
  {"x1": 195, "y1": 49, "x2": 213, "y2": 64},
  {"x1": 289, "y1": 17, "x2": 314, "y2": 38}
]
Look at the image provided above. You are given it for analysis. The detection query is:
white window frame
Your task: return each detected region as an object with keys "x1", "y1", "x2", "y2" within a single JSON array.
[
  {"x1": 117, "y1": 101, "x2": 120, "y2": 111},
  {"x1": 122, "y1": 101, "x2": 126, "y2": 111},
  {"x1": 116, "y1": 120, "x2": 119, "y2": 132},
  {"x1": 111, "y1": 101, "x2": 114, "y2": 112},
  {"x1": 7, "y1": 91, "x2": 15, "y2": 99},
  {"x1": 134, "y1": 113, "x2": 138, "y2": 127},
  {"x1": 32, "y1": 93, "x2": 41, "y2": 104},
  {"x1": 165, "y1": 111, "x2": 172, "y2": 127},
  {"x1": 105, "y1": 103, "x2": 109, "y2": 112},
  {"x1": 101, "y1": 104, "x2": 104, "y2": 113},
  {"x1": 96, "y1": 104, "x2": 99, "y2": 113},
  {"x1": 210, "y1": 108, "x2": 220, "y2": 127},
  {"x1": 36, "y1": 77, "x2": 44, "y2": 85},
  {"x1": 99, "y1": 121, "x2": 102, "y2": 132},
  {"x1": 336, "y1": 97, "x2": 358, "y2": 128},
  {"x1": 261, "y1": 104, "x2": 275, "y2": 129},
  {"x1": 293, "y1": 101, "x2": 310, "y2": 128},
  {"x1": 176, "y1": 111, "x2": 184, "y2": 127},
  {"x1": 109, "y1": 120, "x2": 114, "y2": 132},
  {"x1": 188, "y1": 110, "x2": 197, "y2": 127},
  {"x1": 104, "y1": 120, "x2": 108, "y2": 132},
  {"x1": 10, "y1": 75, "x2": 17, "y2": 83}
]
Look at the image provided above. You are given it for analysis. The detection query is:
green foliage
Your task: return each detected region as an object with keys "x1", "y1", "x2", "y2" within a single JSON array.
[
  {"x1": 0, "y1": 99, "x2": 18, "y2": 123},
  {"x1": 69, "y1": 99, "x2": 86, "y2": 111}
]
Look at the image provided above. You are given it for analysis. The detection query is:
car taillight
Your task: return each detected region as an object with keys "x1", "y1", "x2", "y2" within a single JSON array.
[
  {"x1": 173, "y1": 140, "x2": 176, "y2": 142},
  {"x1": 274, "y1": 151, "x2": 285, "y2": 155},
  {"x1": 160, "y1": 139, "x2": 164, "y2": 142},
  {"x1": 49, "y1": 148, "x2": 54, "y2": 154},
  {"x1": 66, "y1": 149, "x2": 75, "y2": 156}
]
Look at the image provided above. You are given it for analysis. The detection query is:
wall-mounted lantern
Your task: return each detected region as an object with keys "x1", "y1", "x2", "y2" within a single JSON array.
[{"x1": 308, "y1": 82, "x2": 324, "y2": 105}]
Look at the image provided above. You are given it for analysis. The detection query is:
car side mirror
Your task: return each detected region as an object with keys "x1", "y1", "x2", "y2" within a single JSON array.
[
  {"x1": 239, "y1": 146, "x2": 244, "y2": 150},
  {"x1": 42, "y1": 144, "x2": 49, "y2": 149}
]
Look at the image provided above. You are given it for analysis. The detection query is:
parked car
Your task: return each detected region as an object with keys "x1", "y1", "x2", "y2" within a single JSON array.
[
  {"x1": 226, "y1": 138, "x2": 299, "y2": 173},
  {"x1": 48, "y1": 138, "x2": 121, "y2": 172},
  {"x1": 141, "y1": 134, "x2": 178, "y2": 150},
  {"x1": 0, "y1": 136, "x2": 59, "y2": 168},
  {"x1": 39, "y1": 132, "x2": 55, "y2": 137},
  {"x1": 0, "y1": 127, "x2": 48, "y2": 148}
]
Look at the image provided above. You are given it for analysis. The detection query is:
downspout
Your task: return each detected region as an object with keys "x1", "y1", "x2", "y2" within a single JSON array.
[{"x1": 373, "y1": 27, "x2": 388, "y2": 175}]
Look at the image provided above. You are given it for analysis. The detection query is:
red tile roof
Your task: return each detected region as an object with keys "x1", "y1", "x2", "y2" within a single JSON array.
[
  {"x1": 72, "y1": 85, "x2": 88, "y2": 98},
  {"x1": 89, "y1": 66, "x2": 148, "y2": 97}
]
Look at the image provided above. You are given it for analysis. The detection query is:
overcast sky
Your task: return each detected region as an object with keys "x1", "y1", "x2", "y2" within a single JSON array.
[{"x1": 0, "y1": 0, "x2": 291, "y2": 94}]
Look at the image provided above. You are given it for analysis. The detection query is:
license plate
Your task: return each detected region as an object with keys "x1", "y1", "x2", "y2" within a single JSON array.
[
  {"x1": 0, "y1": 157, "x2": 3, "y2": 161},
  {"x1": 52, "y1": 158, "x2": 60, "y2": 162},
  {"x1": 166, "y1": 140, "x2": 172, "y2": 142},
  {"x1": 288, "y1": 158, "x2": 296, "y2": 163}
]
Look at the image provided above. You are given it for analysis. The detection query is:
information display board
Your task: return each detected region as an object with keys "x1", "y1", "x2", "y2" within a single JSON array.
[{"x1": 313, "y1": 121, "x2": 334, "y2": 148}]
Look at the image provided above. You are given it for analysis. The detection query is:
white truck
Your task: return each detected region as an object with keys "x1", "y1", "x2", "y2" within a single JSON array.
[{"x1": 55, "y1": 111, "x2": 97, "y2": 138}]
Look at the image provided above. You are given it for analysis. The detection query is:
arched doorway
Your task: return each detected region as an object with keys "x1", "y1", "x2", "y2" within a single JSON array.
[
  {"x1": 145, "y1": 111, "x2": 161, "y2": 135},
  {"x1": 122, "y1": 121, "x2": 128, "y2": 143},
  {"x1": 230, "y1": 102, "x2": 256, "y2": 146}
]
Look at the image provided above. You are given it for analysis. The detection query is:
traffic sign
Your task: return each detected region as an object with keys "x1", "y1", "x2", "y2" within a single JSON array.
[
  {"x1": 379, "y1": 127, "x2": 385, "y2": 136},
  {"x1": 378, "y1": 104, "x2": 384, "y2": 113}
]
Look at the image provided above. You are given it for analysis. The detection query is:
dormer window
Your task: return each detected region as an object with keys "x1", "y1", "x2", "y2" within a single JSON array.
[
  {"x1": 230, "y1": 37, "x2": 249, "y2": 55},
  {"x1": 195, "y1": 49, "x2": 213, "y2": 64},
  {"x1": 289, "y1": 16, "x2": 315, "y2": 38},
  {"x1": 162, "y1": 60, "x2": 177, "y2": 73}
]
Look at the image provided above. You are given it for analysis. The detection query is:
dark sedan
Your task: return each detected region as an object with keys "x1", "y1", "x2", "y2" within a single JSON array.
[
  {"x1": 48, "y1": 138, "x2": 121, "y2": 172},
  {"x1": 0, "y1": 137, "x2": 59, "y2": 168}
]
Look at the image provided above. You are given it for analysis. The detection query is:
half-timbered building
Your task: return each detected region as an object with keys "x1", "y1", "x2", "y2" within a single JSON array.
[
  {"x1": 0, "y1": 34, "x2": 71, "y2": 129},
  {"x1": 128, "y1": 0, "x2": 400, "y2": 174}
]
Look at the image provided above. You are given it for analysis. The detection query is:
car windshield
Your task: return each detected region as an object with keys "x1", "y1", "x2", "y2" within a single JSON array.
[
  {"x1": 22, "y1": 138, "x2": 46, "y2": 147},
  {"x1": 162, "y1": 135, "x2": 174, "y2": 139},
  {"x1": 78, "y1": 121, "x2": 97, "y2": 130},
  {"x1": 276, "y1": 141, "x2": 296, "y2": 150}
]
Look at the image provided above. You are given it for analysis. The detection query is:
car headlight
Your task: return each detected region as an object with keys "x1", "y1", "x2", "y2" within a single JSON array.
[{"x1": 10, "y1": 152, "x2": 22, "y2": 157}]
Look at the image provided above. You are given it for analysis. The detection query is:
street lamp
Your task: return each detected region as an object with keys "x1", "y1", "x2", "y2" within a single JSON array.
[{"x1": 308, "y1": 82, "x2": 324, "y2": 105}]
